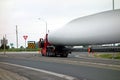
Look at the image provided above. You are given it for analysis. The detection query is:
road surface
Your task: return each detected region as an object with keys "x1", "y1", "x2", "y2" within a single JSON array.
[{"x1": 0, "y1": 52, "x2": 120, "y2": 80}]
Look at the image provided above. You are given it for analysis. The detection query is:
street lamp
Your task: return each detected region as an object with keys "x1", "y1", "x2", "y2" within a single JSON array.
[{"x1": 38, "y1": 18, "x2": 48, "y2": 34}]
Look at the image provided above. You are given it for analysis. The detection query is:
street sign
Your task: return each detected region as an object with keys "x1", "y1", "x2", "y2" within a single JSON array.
[
  {"x1": 23, "y1": 35, "x2": 28, "y2": 40},
  {"x1": 23, "y1": 35, "x2": 28, "y2": 51},
  {"x1": 28, "y1": 41, "x2": 35, "y2": 49}
]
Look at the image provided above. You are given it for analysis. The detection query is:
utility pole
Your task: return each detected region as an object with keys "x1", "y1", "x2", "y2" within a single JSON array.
[
  {"x1": 112, "y1": 0, "x2": 115, "y2": 59},
  {"x1": 112, "y1": 0, "x2": 114, "y2": 10},
  {"x1": 16, "y1": 25, "x2": 18, "y2": 48}
]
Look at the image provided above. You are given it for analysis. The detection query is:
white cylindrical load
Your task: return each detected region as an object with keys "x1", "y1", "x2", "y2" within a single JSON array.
[{"x1": 48, "y1": 9, "x2": 120, "y2": 46}]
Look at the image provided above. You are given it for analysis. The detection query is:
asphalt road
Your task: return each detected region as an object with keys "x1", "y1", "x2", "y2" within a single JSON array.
[{"x1": 0, "y1": 52, "x2": 120, "y2": 80}]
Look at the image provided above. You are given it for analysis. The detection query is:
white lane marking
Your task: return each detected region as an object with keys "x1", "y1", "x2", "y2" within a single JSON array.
[{"x1": 0, "y1": 62, "x2": 76, "y2": 80}]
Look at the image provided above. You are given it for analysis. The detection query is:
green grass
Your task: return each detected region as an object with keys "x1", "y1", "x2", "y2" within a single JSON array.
[
  {"x1": 94, "y1": 53, "x2": 120, "y2": 59},
  {"x1": 0, "y1": 48, "x2": 40, "y2": 52}
]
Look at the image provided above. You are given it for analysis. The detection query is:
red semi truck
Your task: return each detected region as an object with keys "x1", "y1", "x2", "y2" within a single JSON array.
[{"x1": 39, "y1": 34, "x2": 71, "y2": 57}]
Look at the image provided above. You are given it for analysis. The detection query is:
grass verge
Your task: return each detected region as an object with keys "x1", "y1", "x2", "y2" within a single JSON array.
[
  {"x1": 94, "y1": 53, "x2": 120, "y2": 59},
  {"x1": 0, "y1": 48, "x2": 40, "y2": 52}
]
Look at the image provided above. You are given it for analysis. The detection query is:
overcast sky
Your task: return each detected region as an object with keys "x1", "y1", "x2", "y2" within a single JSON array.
[{"x1": 0, "y1": 0, "x2": 120, "y2": 48}]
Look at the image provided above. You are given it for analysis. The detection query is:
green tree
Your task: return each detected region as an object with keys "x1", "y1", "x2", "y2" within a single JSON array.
[{"x1": 0, "y1": 44, "x2": 9, "y2": 49}]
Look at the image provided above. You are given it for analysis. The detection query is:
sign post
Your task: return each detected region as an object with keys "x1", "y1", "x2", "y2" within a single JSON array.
[{"x1": 23, "y1": 35, "x2": 28, "y2": 51}]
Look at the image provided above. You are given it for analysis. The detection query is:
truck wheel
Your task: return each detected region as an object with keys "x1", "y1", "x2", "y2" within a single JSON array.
[
  {"x1": 46, "y1": 52, "x2": 50, "y2": 57},
  {"x1": 54, "y1": 53, "x2": 57, "y2": 57},
  {"x1": 60, "y1": 53, "x2": 68, "y2": 57},
  {"x1": 42, "y1": 54, "x2": 44, "y2": 56}
]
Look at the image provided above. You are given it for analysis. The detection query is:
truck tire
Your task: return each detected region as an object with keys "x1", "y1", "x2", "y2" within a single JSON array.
[
  {"x1": 60, "y1": 53, "x2": 68, "y2": 57},
  {"x1": 42, "y1": 54, "x2": 44, "y2": 56}
]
